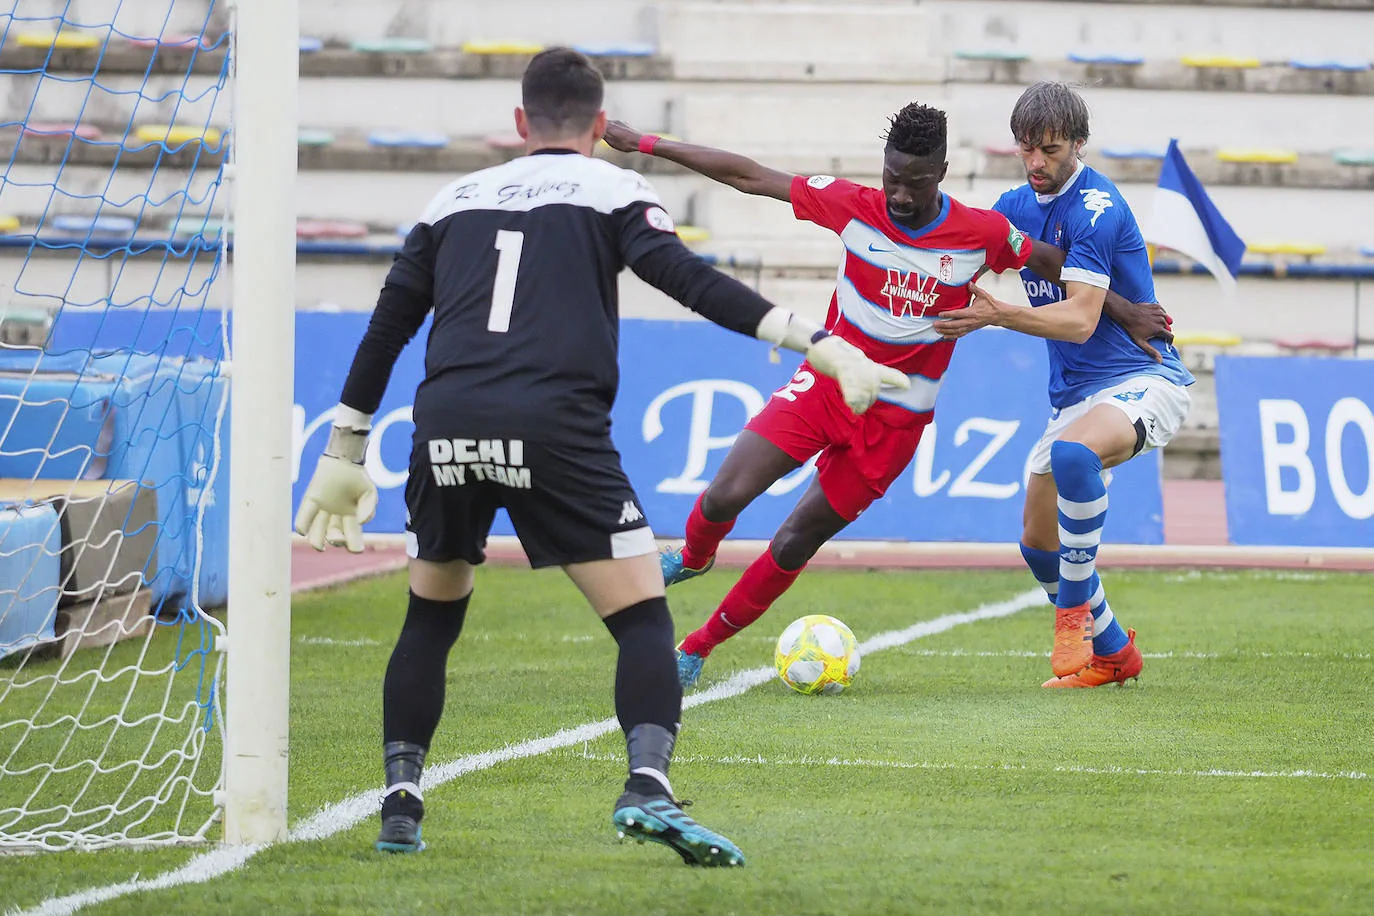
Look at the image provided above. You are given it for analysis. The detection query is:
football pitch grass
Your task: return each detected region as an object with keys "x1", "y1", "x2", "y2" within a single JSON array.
[{"x1": 4, "y1": 565, "x2": 1372, "y2": 915}]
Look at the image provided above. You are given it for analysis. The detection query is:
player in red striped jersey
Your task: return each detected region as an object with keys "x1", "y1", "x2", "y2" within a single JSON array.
[{"x1": 604, "y1": 104, "x2": 1158, "y2": 689}]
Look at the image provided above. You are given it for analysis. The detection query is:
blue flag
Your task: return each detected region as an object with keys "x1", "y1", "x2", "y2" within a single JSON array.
[{"x1": 1146, "y1": 139, "x2": 1246, "y2": 289}]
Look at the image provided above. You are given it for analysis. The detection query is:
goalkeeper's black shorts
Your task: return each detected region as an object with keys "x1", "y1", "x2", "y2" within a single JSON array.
[{"x1": 403, "y1": 428, "x2": 655, "y2": 569}]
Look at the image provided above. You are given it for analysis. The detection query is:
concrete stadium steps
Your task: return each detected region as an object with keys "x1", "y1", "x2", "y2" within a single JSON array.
[
  {"x1": 922, "y1": 0, "x2": 1374, "y2": 62},
  {"x1": 947, "y1": 57, "x2": 1374, "y2": 97},
  {"x1": 10, "y1": 40, "x2": 1374, "y2": 100},
  {"x1": 694, "y1": 177, "x2": 1374, "y2": 256}
]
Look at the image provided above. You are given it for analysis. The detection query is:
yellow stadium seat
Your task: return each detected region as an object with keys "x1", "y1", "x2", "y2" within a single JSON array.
[
  {"x1": 0, "y1": 215, "x2": 20, "y2": 234},
  {"x1": 676, "y1": 225, "x2": 711, "y2": 244},
  {"x1": 17, "y1": 30, "x2": 100, "y2": 50},
  {"x1": 1246, "y1": 241, "x2": 1326, "y2": 257},
  {"x1": 1181, "y1": 54, "x2": 1260, "y2": 69},
  {"x1": 1173, "y1": 332, "x2": 1242, "y2": 348},
  {"x1": 1216, "y1": 148, "x2": 1298, "y2": 165},
  {"x1": 134, "y1": 125, "x2": 223, "y2": 146},
  {"x1": 461, "y1": 41, "x2": 544, "y2": 56}
]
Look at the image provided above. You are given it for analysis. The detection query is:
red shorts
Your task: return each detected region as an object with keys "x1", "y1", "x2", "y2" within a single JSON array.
[{"x1": 745, "y1": 364, "x2": 931, "y2": 521}]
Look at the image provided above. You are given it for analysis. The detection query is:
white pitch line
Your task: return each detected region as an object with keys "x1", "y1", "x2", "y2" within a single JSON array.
[
  {"x1": 17, "y1": 589, "x2": 1044, "y2": 916},
  {"x1": 563, "y1": 751, "x2": 1370, "y2": 783},
  {"x1": 295, "y1": 636, "x2": 381, "y2": 647}
]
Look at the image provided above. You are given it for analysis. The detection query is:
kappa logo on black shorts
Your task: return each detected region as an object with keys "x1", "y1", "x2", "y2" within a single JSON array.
[{"x1": 428, "y1": 437, "x2": 531, "y2": 489}]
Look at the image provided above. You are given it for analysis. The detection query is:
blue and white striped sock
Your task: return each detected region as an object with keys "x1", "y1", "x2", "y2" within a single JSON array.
[
  {"x1": 1085, "y1": 571, "x2": 1128, "y2": 656},
  {"x1": 1051, "y1": 440, "x2": 1106, "y2": 602},
  {"x1": 1019, "y1": 543, "x2": 1059, "y2": 604}
]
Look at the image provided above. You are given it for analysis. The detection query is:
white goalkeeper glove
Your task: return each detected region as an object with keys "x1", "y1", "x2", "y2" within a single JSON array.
[
  {"x1": 293, "y1": 405, "x2": 378, "y2": 554},
  {"x1": 755, "y1": 307, "x2": 910, "y2": 415}
]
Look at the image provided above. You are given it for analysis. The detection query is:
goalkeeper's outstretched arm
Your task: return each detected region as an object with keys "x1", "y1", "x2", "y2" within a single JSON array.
[{"x1": 295, "y1": 227, "x2": 435, "y2": 553}]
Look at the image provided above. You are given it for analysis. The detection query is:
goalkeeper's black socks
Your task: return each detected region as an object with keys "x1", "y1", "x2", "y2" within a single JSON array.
[
  {"x1": 382, "y1": 590, "x2": 470, "y2": 749},
  {"x1": 604, "y1": 597, "x2": 681, "y2": 800}
]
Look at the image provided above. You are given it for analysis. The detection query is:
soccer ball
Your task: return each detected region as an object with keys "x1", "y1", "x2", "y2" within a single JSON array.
[{"x1": 774, "y1": 614, "x2": 861, "y2": 695}]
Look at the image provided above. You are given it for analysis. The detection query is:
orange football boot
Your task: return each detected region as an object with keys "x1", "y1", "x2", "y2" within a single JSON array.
[
  {"x1": 1051, "y1": 603, "x2": 1094, "y2": 677},
  {"x1": 1042, "y1": 628, "x2": 1143, "y2": 688}
]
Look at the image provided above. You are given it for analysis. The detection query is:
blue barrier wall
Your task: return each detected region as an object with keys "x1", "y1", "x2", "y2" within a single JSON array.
[
  {"x1": 289, "y1": 314, "x2": 1164, "y2": 545},
  {"x1": 1216, "y1": 355, "x2": 1374, "y2": 547},
  {"x1": 43, "y1": 310, "x2": 1166, "y2": 551}
]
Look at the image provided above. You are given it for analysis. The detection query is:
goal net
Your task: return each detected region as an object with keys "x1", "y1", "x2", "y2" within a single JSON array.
[{"x1": 0, "y1": 0, "x2": 233, "y2": 850}]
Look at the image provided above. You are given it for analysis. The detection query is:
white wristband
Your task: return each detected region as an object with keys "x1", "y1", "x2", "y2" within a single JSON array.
[
  {"x1": 333, "y1": 403, "x2": 373, "y2": 432},
  {"x1": 756, "y1": 307, "x2": 826, "y2": 355}
]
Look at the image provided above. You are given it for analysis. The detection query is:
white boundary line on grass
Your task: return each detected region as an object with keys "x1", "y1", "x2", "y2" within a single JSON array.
[
  {"x1": 563, "y1": 752, "x2": 1370, "y2": 782},
  {"x1": 15, "y1": 590, "x2": 1045, "y2": 916}
]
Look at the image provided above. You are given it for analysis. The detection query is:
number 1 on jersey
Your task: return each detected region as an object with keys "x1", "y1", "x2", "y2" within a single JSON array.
[{"x1": 488, "y1": 229, "x2": 524, "y2": 333}]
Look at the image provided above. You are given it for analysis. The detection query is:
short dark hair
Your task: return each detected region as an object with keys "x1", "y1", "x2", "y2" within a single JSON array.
[
  {"x1": 521, "y1": 47, "x2": 604, "y2": 137},
  {"x1": 1009, "y1": 81, "x2": 1090, "y2": 147},
  {"x1": 882, "y1": 103, "x2": 947, "y2": 158}
]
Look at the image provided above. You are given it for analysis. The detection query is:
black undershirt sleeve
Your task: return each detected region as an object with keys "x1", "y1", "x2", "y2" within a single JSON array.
[
  {"x1": 627, "y1": 240, "x2": 773, "y2": 338},
  {"x1": 339, "y1": 224, "x2": 436, "y2": 414}
]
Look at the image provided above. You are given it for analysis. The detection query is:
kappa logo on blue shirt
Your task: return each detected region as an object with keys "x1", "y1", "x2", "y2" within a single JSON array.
[{"x1": 1113, "y1": 389, "x2": 1147, "y2": 403}]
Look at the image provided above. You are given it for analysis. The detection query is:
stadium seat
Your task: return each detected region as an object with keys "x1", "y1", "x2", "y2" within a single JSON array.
[
  {"x1": 169, "y1": 216, "x2": 224, "y2": 240},
  {"x1": 1287, "y1": 58, "x2": 1370, "y2": 72},
  {"x1": 1173, "y1": 332, "x2": 1242, "y2": 348},
  {"x1": 125, "y1": 34, "x2": 211, "y2": 50},
  {"x1": 1275, "y1": 337, "x2": 1353, "y2": 354},
  {"x1": 954, "y1": 49, "x2": 1030, "y2": 62},
  {"x1": 573, "y1": 43, "x2": 656, "y2": 57},
  {"x1": 676, "y1": 226, "x2": 711, "y2": 244},
  {"x1": 1101, "y1": 146, "x2": 1166, "y2": 160},
  {"x1": 982, "y1": 144, "x2": 1020, "y2": 157},
  {"x1": 367, "y1": 131, "x2": 449, "y2": 149},
  {"x1": 0, "y1": 215, "x2": 20, "y2": 234},
  {"x1": 349, "y1": 38, "x2": 432, "y2": 53},
  {"x1": 1334, "y1": 150, "x2": 1374, "y2": 166},
  {"x1": 1181, "y1": 54, "x2": 1261, "y2": 69},
  {"x1": 1247, "y1": 241, "x2": 1327, "y2": 257},
  {"x1": 51, "y1": 215, "x2": 137, "y2": 236},
  {"x1": 461, "y1": 41, "x2": 544, "y2": 56},
  {"x1": 296, "y1": 219, "x2": 369, "y2": 240},
  {"x1": 133, "y1": 126, "x2": 223, "y2": 147},
  {"x1": 298, "y1": 129, "x2": 335, "y2": 147},
  {"x1": 299, "y1": 37, "x2": 324, "y2": 53},
  {"x1": 1067, "y1": 52, "x2": 1144, "y2": 66},
  {"x1": 21, "y1": 122, "x2": 102, "y2": 140},
  {"x1": 16, "y1": 30, "x2": 100, "y2": 50},
  {"x1": 1216, "y1": 149, "x2": 1299, "y2": 164},
  {"x1": 1362, "y1": 246, "x2": 1374, "y2": 258}
]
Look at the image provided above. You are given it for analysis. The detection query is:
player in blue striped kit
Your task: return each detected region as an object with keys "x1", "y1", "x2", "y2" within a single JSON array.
[{"x1": 937, "y1": 82, "x2": 1193, "y2": 687}]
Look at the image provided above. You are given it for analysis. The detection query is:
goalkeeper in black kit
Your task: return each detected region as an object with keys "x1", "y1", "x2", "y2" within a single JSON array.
[{"x1": 294, "y1": 47, "x2": 907, "y2": 866}]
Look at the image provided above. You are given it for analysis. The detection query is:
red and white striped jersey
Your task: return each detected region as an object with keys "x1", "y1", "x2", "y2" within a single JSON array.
[{"x1": 790, "y1": 174, "x2": 1032, "y2": 425}]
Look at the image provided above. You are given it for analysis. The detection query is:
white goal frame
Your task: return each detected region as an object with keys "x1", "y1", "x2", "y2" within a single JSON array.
[{"x1": 224, "y1": 0, "x2": 299, "y2": 844}]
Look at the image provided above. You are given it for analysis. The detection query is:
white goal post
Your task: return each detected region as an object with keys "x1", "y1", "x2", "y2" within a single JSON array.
[{"x1": 224, "y1": 0, "x2": 298, "y2": 844}]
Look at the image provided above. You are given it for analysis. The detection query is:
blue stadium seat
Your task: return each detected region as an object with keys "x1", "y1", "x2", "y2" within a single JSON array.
[
  {"x1": 299, "y1": 37, "x2": 324, "y2": 53},
  {"x1": 1101, "y1": 146, "x2": 1166, "y2": 160},
  {"x1": 51, "y1": 215, "x2": 136, "y2": 236},
  {"x1": 573, "y1": 43, "x2": 656, "y2": 57},
  {"x1": 1287, "y1": 58, "x2": 1369, "y2": 72},
  {"x1": 1361, "y1": 246, "x2": 1374, "y2": 258},
  {"x1": 1067, "y1": 52, "x2": 1144, "y2": 66},
  {"x1": 367, "y1": 131, "x2": 449, "y2": 149}
]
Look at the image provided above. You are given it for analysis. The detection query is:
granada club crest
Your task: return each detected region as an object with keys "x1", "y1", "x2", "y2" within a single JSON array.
[{"x1": 938, "y1": 254, "x2": 954, "y2": 283}]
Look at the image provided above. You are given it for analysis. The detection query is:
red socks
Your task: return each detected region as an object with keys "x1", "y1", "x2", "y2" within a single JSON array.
[
  {"x1": 681, "y1": 492, "x2": 735, "y2": 571},
  {"x1": 679, "y1": 547, "x2": 805, "y2": 657}
]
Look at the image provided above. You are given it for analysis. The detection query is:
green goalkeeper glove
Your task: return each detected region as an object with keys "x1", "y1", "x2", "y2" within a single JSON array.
[{"x1": 293, "y1": 406, "x2": 378, "y2": 553}]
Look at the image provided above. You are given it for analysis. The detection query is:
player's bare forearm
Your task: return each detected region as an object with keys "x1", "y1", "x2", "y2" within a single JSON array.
[
  {"x1": 603, "y1": 120, "x2": 793, "y2": 201},
  {"x1": 938, "y1": 280, "x2": 1103, "y2": 345},
  {"x1": 1023, "y1": 240, "x2": 1068, "y2": 284},
  {"x1": 1102, "y1": 294, "x2": 1173, "y2": 362}
]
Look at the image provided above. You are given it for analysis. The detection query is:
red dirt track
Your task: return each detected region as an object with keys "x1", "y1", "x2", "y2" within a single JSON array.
[{"x1": 291, "y1": 480, "x2": 1374, "y2": 593}]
